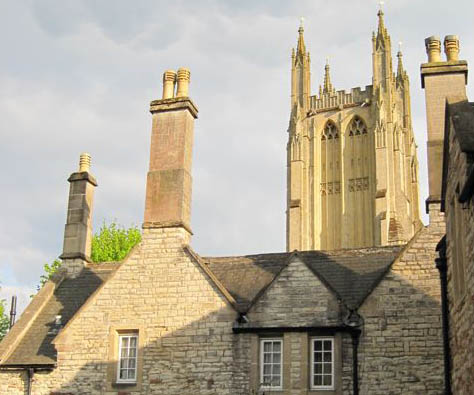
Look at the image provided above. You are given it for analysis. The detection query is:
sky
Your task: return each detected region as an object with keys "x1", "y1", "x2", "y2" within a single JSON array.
[{"x1": 1, "y1": 0, "x2": 474, "y2": 315}]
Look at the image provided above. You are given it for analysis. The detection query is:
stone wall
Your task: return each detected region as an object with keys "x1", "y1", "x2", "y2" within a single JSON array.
[
  {"x1": 358, "y1": 215, "x2": 445, "y2": 395},
  {"x1": 444, "y1": 129, "x2": 474, "y2": 394}
]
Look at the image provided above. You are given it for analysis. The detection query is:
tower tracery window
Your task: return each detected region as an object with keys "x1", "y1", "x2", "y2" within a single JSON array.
[
  {"x1": 322, "y1": 121, "x2": 339, "y2": 140},
  {"x1": 348, "y1": 116, "x2": 368, "y2": 136}
]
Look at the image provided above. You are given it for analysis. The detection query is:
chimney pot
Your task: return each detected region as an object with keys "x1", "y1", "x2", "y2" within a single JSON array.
[
  {"x1": 79, "y1": 152, "x2": 91, "y2": 172},
  {"x1": 444, "y1": 35, "x2": 460, "y2": 62},
  {"x1": 162, "y1": 70, "x2": 176, "y2": 99},
  {"x1": 176, "y1": 67, "x2": 191, "y2": 97},
  {"x1": 425, "y1": 36, "x2": 442, "y2": 63}
]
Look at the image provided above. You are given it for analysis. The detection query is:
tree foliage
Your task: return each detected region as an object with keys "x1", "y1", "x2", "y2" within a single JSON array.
[
  {"x1": 37, "y1": 221, "x2": 141, "y2": 290},
  {"x1": 0, "y1": 299, "x2": 10, "y2": 340},
  {"x1": 91, "y1": 222, "x2": 142, "y2": 263}
]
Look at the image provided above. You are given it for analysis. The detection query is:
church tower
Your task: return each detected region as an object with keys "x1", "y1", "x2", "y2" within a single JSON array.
[{"x1": 286, "y1": 9, "x2": 422, "y2": 252}]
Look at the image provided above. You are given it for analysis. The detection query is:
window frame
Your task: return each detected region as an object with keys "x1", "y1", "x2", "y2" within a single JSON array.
[
  {"x1": 116, "y1": 333, "x2": 139, "y2": 384},
  {"x1": 259, "y1": 338, "x2": 283, "y2": 391},
  {"x1": 310, "y1": 337, "x2": 335, "y2": 391}
]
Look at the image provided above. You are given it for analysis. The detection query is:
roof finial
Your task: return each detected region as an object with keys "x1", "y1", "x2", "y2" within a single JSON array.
[{"x1": 300, "y1": 16, "x2": 304, "y2": 30}]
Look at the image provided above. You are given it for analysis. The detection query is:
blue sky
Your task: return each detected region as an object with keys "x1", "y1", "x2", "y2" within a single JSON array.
[{"x1": 1, "y1": 0, "x2": 474, "y2": 314}]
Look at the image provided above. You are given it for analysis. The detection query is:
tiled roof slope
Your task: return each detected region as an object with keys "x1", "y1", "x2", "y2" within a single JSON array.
[
  {"x1": 3, "y1": 264, "x2": 118, "y2": 365},
  {"x1": 205, "y1": 246, "x2": 403, "y2": 312}
]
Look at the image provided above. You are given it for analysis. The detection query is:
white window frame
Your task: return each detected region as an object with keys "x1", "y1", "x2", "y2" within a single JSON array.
[
  {"x1": 117, "y1": 333, "x2": 138, "y2": 384},
  {"x1": 310, "y1": 337, "x2": 334, "y2": 390},
  {"x1": 260, "y1": 338, "x2": 283, "y2": 390}
]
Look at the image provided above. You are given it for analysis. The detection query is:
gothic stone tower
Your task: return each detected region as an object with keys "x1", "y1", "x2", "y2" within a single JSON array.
[{"x1": 287, "y1": 10, "x2": 422, "y2": 251}]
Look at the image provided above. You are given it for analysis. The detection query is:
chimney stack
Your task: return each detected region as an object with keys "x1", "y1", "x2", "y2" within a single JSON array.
[
  {"x1": 60, "y1": 153, "x2": 97, "y2": 270},
  {"x1": 421, "y1": 35, "x2": 468, "y2": 218},
  {"x1": 144, "y1": 69, "x2": 198, "y2": 240}
]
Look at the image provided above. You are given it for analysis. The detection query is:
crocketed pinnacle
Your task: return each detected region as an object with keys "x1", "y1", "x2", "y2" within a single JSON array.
[
  {"x1": 323, "y1": 59, "x2": 334, "y2": 94},
  {"x1": 397, "y1": 48, "x2": 404, "y2": 76},
  {"x1": 297, "y1": 18, "x2": 306, "y2": 56}
]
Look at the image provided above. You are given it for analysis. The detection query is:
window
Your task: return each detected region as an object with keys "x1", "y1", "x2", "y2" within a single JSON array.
[
  {"x1": 260, "y1": 338, "x2": 283, "y2": 390},
  {"x1": 348, "y1": 116, "x2": 367, "y2": 136},
  {"x1": 117, "y1": 334, "x2": 138, "y2": 383},
  {"x1": 311, "y1": 337, "x2": 334, "y2": 390}
]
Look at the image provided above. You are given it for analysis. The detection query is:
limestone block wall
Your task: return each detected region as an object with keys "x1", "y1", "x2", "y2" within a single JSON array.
[
  {"x1": 358, "y1": 216, "x2": 445, "y2": 395},
  {"x1": 0, "y1": 227, "x2": 237, "y2": 395},
  {"x1": 444, "y1": 131, "x2": 474, "y2": 394},
  {"x1": 248, "y1": 258, "x2": 341, "y2": 327}
]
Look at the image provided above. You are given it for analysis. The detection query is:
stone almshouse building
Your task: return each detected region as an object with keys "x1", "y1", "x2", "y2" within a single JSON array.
[{"x1": 0, "y1": 10, "x2": 469, "y2": 395}]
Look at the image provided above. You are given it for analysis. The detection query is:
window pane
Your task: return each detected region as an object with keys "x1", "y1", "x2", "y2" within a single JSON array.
[
  {"x1": 273, "y1": 353, "x2": 281, "y2": 364},
  {"x1": 314, "y1": 363, "x2": 322, "y2": 374},
  {"x1": 130, "y1": 336, "x2": 137, "y2": 349},
  {"x1": 323, "y1": 340, "x2": 331, "y2": 350},
  {"x1": 121, "y1": 337, "x2": 129, "y2": 348},
  {"x1": 273, "y1": 342, "x2": 281, "y2": 352},
  {"x1": 314, "y1": 375, "x2": 322, "y2": 386},
  {"x1": 263, "y1": 353, "x2": 271, "y2": 364},
  {"x1": 315, "y1": 352, "x2": 322, "y2": 362},
  {"x1": 263, "y1": 375, "x2": 271, "y2": 385},
  {"x1": 263, "y1": 342, "x2": 271, "y2": 352},
  {"x1": 129, "y1": 347, "x2": 137, "y2": 358},
  {"x1": 324, "y1": 352, "x2": 332, "y2": 362},
  {"x1": 128, "y1": 358, "x2": 136, "y2": 369},
  {"x1": 323, "y1": 375, "x2": 332, "y2": 386},
  {"x1": 323, "y1": 363, "x2": 331, "y2": 374},
  {"x1": 119, "y1": 369, "x2": 127, "y2": 380},
  {"x1": 263, "y1": 364, "x2": 271, "y2": 375},
  {"x1": 128, "y1": 368, "x2": 136, "y2": 380},
  {"x1": 120, "y1": 358, "x2": 127, "y2": 369},
  {"x1": 314, "y1": 341, "x2": 322, "y2": 351},
  {"x1": 272, "y1": 376, "x2": 281, "y2": 386},
  {"x1": 272, "y1": 364, "x2": 281, "y2": 375}
]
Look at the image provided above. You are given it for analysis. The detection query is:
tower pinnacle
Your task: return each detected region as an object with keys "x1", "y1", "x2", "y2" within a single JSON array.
[
  {"x1": 323, "y1": 58, "x2": 334, "y2": 94},
  {"x1": 377, "y1": 1, "x2": 385, "y2": 31},
  {"x1": 297, "y1": 17, "x2": 306, "y2": 55}
]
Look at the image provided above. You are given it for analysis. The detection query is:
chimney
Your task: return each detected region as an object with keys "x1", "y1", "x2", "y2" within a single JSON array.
[
  {"x1": 420, "y1": 35, "x2": 468, "y2": 217},
  {"x1": 59, "y1": 153, "x2": 97, "y2": 268},
  {"x1": 143, "y1": 69, "x2": 198, "y2": 240}
]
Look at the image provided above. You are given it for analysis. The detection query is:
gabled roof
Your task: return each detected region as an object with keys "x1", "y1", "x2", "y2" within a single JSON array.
[
  {"x1": 2, "y1": 263, "x2": 118, "y2": 366},
  {"x1": 205, "y1": 246, "x2": 402, "y2": 313}
]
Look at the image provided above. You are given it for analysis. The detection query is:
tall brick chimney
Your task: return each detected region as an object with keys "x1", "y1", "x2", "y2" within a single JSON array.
[
  {"x1": 420, "y1": 35, "x2": 468, "y2": 217},
  {"x1": 143, "y1": 68, "x2": 198, "y2": 238},
  {"x1": 60, "y1": 153, "x2": 97, "y2": 272}
]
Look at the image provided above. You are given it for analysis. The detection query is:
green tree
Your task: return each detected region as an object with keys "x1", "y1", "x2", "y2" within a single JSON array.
[
  {"x1": 91, "y1": 221, "x2": 142, "y2": 263},
  {"x1": 0, "y1": 299, "x2": 10, "y2": 340},
  {"x1": 37, "y1": 221, "x2": 141, "y2": 290}
]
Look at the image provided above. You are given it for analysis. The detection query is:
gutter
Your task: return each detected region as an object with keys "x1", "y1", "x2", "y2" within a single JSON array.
[{"x1": 436, "y1": 237, "x2": 452, "y2": 395}]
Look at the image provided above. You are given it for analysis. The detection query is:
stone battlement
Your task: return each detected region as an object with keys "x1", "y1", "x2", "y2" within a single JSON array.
[{"x1": 310, "y1": 85, "x2": 373, "y2": 112}]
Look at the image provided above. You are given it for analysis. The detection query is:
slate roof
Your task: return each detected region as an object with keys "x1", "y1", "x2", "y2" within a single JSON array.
[
  {"x1": 3, "y1": 263, "x2": 118, "y2": 366},
  {"x1": 205, "y1": 246, "x2": 403, "y2": 312}
]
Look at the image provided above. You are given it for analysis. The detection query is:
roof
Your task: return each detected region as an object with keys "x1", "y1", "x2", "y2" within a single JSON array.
[
  {"x1": 204, "y1": 246, "x2": 403, "y2": 312},
  {"x1": 447, "y1": 98, "x2": 474, "y2": 153},
  {"x1": 3, "y1": 263, "x2": 118, "y2": 366},
  {"x1": 2, "y1": 245, "x2": 403, "y2": 366}
]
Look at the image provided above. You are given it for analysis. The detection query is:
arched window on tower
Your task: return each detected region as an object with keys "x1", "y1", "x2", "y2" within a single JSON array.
[
  {"x1": 348, "y1": 116, "x2": 368, "y2": 137},
  {"x1": 322, "y1": 121, "x2": 339, "y2": 140}
]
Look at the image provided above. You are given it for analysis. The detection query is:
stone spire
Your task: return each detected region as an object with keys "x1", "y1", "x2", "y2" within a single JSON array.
[
  {"x1": 377, "y1": 2, "x2": 385, "y2": 31},
  {"x1": 323, "y1": 58, "x2": 334, "y2": 94},
  {"x1": 297, "y1": 17, "x2": 306, "y2": 56},
  {"x1": 396, "y1": 43, "x2": 406, "y2": 80}
]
